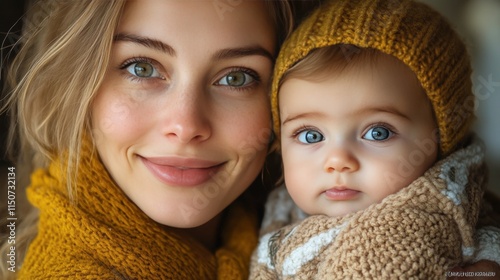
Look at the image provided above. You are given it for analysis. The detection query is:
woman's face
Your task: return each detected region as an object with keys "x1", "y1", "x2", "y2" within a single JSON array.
[{"x1": 92, "y1": 0, "x2": 275, "y2": 227}]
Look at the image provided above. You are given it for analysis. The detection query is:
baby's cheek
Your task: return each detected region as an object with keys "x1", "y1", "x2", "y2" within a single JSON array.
[
  {"x1": 283, "y1": 161, "x2": 306, "y2": 189},
  {"x1": 375, "y1": 157, "x2": 414, "y2": 196},
  {"x1": 376, "y1": 146, "x2": 434, "y2": 196}
]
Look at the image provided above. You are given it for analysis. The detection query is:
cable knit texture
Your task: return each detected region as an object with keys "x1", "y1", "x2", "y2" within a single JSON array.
[
  {"x1": 271, "y1": 0, "x2": 474, "y2": 157},
  {"x1": 250, "y1": 139, "x2": 497, "y2": 279},
  {"x1": 18, "y1": 137, "x2": 259, "y2": 279}
]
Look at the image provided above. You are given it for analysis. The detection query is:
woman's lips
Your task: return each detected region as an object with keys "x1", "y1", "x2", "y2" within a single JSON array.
[
  {"x1": 324, "y1": 186, "x2": 360, "y2": 201},
  {"x1": 140, "y1": 156, "x2": 224, "y2": 187}
]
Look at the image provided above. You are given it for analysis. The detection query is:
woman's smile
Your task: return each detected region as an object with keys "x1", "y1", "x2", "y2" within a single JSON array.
[{"x1": 139, "y1": 155, "x2": 225, "y2": 187}]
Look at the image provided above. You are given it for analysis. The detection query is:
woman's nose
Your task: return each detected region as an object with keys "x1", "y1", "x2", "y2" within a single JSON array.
[
  {"x1": 324, "y1": 146, "x2": 359, "y2": 173},
  {"x1": 160, "y1": 84, "x2": 212, "y2": 144}
]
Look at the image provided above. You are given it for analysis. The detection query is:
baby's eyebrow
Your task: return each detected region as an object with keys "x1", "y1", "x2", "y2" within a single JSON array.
[
  {"x1": 114, "y1": 33, "x2": 175, "y2": 56},
  {"x1": 358, "y1": 106, "x2": 410, "y2": 120},
  {"x1": 282, "y1": 106, "x2": 410, "y2": 126},
  {"x1": 282, "y1": 112, "x2": 326, "y2": 125}
]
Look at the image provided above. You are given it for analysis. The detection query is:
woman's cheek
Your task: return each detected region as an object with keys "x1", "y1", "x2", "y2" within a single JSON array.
[
  {"x1": 92, "y1": 89, "x2": 149, "y2": 145},
  {"x1": 229, "y1": 97, "x2": 271, "y2": 159},
  {"x1": 237, "y1": 125, "x2": 272, "y2": 160}
]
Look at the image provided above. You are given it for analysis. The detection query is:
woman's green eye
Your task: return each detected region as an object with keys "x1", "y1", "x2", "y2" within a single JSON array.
[
  {"x1": 126, "y1": 62, "x2": 160, "y2": 78},
  {"x1": 217, "y1": 71, "x2": 255, "y2": 87}
]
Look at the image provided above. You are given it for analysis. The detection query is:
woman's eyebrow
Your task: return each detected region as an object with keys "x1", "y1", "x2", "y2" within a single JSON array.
[
  {"x1": 113, "y1": 33, "x2": 176, "y2": 56},
  {"x1": 114, "y1": 33, "x2": 273, "y2": 62},
  {"x1": 212, "y1": 46, "x2": 274, "y2": 62}
]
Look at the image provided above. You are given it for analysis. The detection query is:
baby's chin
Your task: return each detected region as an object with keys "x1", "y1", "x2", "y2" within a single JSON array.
[{"x1": 315, "y1": 204, "x2": 372, "y2": 218}]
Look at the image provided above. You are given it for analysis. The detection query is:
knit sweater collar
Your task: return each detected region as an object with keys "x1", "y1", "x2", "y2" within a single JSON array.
[{"x1": 21, "y1": 137, "x2": 258, "y2": 279}]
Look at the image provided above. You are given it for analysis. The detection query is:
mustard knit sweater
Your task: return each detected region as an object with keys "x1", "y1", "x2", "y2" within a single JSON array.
[{"x1": 18, "y1": 139, "x2": 259, "y2": 279}]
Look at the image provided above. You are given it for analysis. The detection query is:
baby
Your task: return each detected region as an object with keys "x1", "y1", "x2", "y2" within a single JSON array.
[{"x1": 250, "y1": 0, "x2": 500, "y2": 278}]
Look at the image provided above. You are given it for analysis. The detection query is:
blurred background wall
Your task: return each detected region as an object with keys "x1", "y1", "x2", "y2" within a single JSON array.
[{"x1": 1, "y1": 0, "x2": 25, "y2": 162}]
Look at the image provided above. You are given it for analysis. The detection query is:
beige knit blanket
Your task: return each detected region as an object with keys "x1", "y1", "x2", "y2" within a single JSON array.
[{"x1": 250, "y1": 138, "x2": 500, "y2": 279}]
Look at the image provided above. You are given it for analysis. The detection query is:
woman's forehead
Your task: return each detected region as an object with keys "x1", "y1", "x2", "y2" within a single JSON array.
[{"x1": 117, "y1": 0, "x2": 276, "y2": 55}]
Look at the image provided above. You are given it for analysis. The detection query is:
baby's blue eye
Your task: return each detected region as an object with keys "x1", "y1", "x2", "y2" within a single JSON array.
[
  {"x1": 217, "y1": 71, "x2": 255, "y2": 87},
  {"x1": 126, "y1": 62, "x2": 161, "y2": 78},
  {"x1": 363, "y1": 126, "x2": 392, "y2": 141},
  {"x1": 297, "y1": 130, "x2": 324, "y2": 144}
]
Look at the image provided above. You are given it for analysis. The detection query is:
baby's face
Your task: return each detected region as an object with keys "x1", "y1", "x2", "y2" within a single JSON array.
[{"x1": 279, "y1": 55, "x2": 438, "y2": 217}]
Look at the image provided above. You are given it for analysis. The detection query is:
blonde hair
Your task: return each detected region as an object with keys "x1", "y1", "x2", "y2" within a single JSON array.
[
  {"x1": 1, "y1": 0, "x2": 126, "y2": 277},
  {"x1": 1, "y1": 0, "x2": 294, "y2": 277}
]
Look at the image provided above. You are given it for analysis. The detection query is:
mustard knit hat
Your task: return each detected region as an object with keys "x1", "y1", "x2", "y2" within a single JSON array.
[{"x1": 271, "y1": 0, "x2": 474, "y2": 156}]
